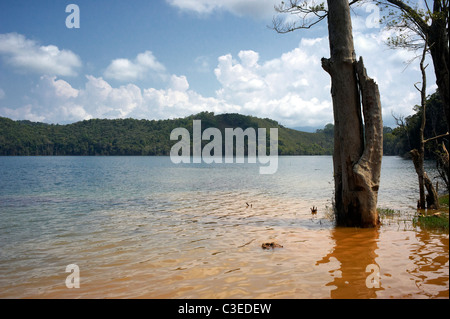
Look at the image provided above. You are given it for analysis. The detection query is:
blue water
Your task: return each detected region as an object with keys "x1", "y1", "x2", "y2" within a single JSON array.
[
  {"x1": 0, "y1": 156, "x2": 333, "y2": 249},
  {"x1": 0, "y1": 156, "x2": 447, "y2": 298}
]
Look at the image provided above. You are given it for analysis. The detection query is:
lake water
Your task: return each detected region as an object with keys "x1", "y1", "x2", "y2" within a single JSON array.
[{"x1": 0, "y1": 156, "x2": 448, "y2": 298}]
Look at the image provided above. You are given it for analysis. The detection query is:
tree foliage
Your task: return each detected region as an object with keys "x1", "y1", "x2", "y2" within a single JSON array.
[
  {"x1": 2, "y1": 102, "x2": 445, "y2": 158},
  {"x1": 273, "y1": 0, "x2": 449, "y2": 131},
  {"x1": 0, "y1": 113, "x2": 334, "y2": 156},
  {"x1": 384, "y1": 91, "x2": 448, "y2": 156}
]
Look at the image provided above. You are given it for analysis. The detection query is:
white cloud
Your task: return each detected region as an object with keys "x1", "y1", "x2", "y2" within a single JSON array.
[
  {"x1": 37, "y1": 75, "x2": 79, "y2": 99},
  {"x1": 213, "y1": 39, "x2": 333, "y2": 127},
  {"x1": 0, "y1": 72, "x2": 242, "y2": 124},
  {"x1": 170, "y1": 75, "x2": 189, "y2": 91},
  {"x1": 0, "y1": 27, "x2": 436, "y2": 129},
  {"x1": 104, "y1": 51, "x2": 166, "y2": 82},
  {"x1": 352, "y1": 29, "x2": 436, "y2": 127},
  {"x1": 0, "y1": 33, "x2": 81, "y2": 76},
  {"x1": 0, "y1": 104, "x2": 46, "y2": 123},
  {"x1": 162, "y1": 0, "x2": 435, "y2": 127},
  {"x1": 31, "y1": 76, "x2": 86, "y2": 123},
  {"x1": 79, "y1": 75, "x2": 144, "y2": 119}
]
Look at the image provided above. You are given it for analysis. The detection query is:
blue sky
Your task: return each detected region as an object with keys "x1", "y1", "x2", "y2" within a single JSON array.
[{"x1": 0, "y1": 0, "x2": 436, "y2": 129}]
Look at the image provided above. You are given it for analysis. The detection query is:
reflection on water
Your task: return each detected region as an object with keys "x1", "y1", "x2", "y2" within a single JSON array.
[
  {"x1": 316, "y1": 228, "x2": 381, "y2": 299},
  {"x1": 410, "y1": 231, "x2": 449, "y2": 298},
  {"x1": 0, "y1": 156, "x2": 448, "y2": 299}
]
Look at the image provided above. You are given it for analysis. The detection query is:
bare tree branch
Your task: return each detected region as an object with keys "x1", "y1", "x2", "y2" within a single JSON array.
[
  {"x1": 272, "y1": 0, "x2": 329, "y2": 33},
  {"x1": 424, "y1": 132, "x2": 450, "y2": 144}
]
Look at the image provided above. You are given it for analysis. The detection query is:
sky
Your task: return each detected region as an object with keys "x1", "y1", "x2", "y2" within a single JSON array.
[{"x1": 0, "y1": 0, "x2": 437, "y2": 130}]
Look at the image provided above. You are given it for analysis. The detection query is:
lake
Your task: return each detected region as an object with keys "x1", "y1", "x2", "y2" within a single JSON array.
[{"x1": 0, "y1": 156, "x2": 448, "y2": 298}]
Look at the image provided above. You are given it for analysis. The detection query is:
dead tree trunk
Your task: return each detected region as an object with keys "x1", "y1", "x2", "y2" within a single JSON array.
[
  {"x1": 411, "y1": 147, "x2": 426, "y2": 209},
  {"x1": 410, "y1": 149, "x2": 440, "y2": 209},
  {"x1": 322, "y1": 0, "x2": 382, "y2": 228},
  {"x1": 436, "y1": 142, "x2": 449, "y2": 194},
  {"x1": 410, "y1": 38, "x2": 440, "y2": 210},
  {"x1": 428, "y1": 0, "x2": 449, "y2": 132}
]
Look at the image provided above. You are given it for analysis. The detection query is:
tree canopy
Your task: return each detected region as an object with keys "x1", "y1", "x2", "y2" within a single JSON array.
[
  {"x1": 0, "y1": 113, "x2": 334, "y2": 156},
  {"x1": 384, "y1": 91, "x2": 448, "y2": 156},
  {"x1": 272, "y1": 0, "x2": 449, "y2": 131}
]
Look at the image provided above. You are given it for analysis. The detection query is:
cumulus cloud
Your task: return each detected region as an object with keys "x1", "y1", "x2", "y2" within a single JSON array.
[
  {"x1": 37, "y1": 75, "x2": 79, "y2": 100},
  {"x1": 170, "y1": 75, "x2": 190, "y2": 91},
  {"x1": 351, "y1": 29, "x2": 436, "y2": 126},
  {"x1": 0, "y1": 28, "x2": 435, "y2": 129},
  {"x1": 0, "y1": 104, "x2": 46, "y2": 123},
  {"x1": 0, "y1": 73, "x2": 239, "y2": 124},
  {"x1": 104, "y1": 51, "x2": 166, "y2": 82},
  {"x1": 0, "y1": 33, "x2": 81, "y2": 76},
  {"x1": 82, "y1": 75, "x2": 144, "y2": 118},
  {"x1": 212, "y1": 29, "x2": 435, "y2": 128},
  {"x1": 213, "y1": 38, "x2": 333, "y2": 127},
  {"x1": 9, "y1": 39, "x2": 332, "y2": 126},
  {"x1": 30, "y1": 76, "x2": 87, "y2": 123}
]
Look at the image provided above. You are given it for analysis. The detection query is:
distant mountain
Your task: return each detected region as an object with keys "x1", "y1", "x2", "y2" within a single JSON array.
[
  {"x1": 289, "y1": 126, "x2": 320, "y2": 133},
  {"x1": 0, "y1": 112, "x2": 334, "y2": 156}
]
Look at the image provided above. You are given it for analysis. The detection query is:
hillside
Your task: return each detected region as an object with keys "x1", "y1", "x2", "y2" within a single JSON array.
[{"x1": 0, "y1": 112, "x2": 334, "y2": 156}]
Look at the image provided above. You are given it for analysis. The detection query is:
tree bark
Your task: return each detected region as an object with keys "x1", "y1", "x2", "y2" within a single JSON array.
[
  {"x1": 428, "y1": 40, "x2": 449, "y2": 132},
  {"x1": 354, "y1": 58, "x2": 384, "y2": 226},
  {"x1": 410, "y1": 149, "x2": 440, "y2": 210},
  {"x1": 410, "y1": 37, "x2": 440, "y2": 211},
  {"x1": 428, "y1": 0, "x2": 450, "y2": 132},
  {"x1": 410, "y1": 149, "x2": 427, "y2": 208},
  {"x1": 322, "y1": 0, "x2": 382, "y2": 228},
  {"x1": 436, "y1": 142, "x2": 449, "y2": 194}
]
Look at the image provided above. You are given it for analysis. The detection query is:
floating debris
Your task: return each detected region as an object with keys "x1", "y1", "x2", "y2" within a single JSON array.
[
  {"x1": 238, "y1": 239, "x2": 255, "y2": 248},
  {"x1": 311, "y1": 206, "x2": 318, "y2": 215},
  {"x1": 261, "y1": 242, "x2": 283, "y2": 250}
]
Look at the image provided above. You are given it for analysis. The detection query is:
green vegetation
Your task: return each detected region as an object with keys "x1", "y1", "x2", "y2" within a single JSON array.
[
  {"x1": 0, "y1": 112, "x2": 334, "y2": 156},
  {"x1": 439, "y1": 194, "x2": 449, "y2": 208},
  {"x1": 378, "y1": 199, "x2": 449, "y2": 232},
  {"x1": 412, "y1": 195, "x2": 449, "y2": 232},
  {"x1": 2, "y1": 90, "x2": 446, "y2": 158},
  {"x1": 377, "y1": 208, "x2": 401, "y2": 218},
  {"x1": 383, "y1": 91, "x2": 448, "y2": 157},
  {"x1": 414, "y1": 213, "x2": 449, "y2": 232}
]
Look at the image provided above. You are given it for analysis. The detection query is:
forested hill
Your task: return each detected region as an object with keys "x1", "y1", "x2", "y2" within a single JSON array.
[{"x1": 0, "y1": 112, "x2": 334, "y2": 156}]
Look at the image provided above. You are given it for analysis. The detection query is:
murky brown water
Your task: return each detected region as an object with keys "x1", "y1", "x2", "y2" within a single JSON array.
[
  {"x1": 3, "y1": 192, "x2": 447, "y2": 299},
  {"x1": 0, "y1": 157, "x2": 448, "y2": 299}
]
